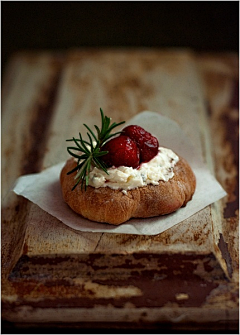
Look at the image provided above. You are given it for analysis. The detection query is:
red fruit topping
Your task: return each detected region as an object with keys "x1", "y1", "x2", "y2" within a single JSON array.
[
  {"x1": 101, "y1": 135, "x2": 140, "y2": 168},
  {"x1": 122, "y1": 125, "x2": 159, "y2": 162}
]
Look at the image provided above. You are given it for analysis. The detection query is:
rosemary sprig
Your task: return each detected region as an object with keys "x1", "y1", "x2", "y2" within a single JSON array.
[{"x1": 66, "y1": 108, "x2": 125, "y2": 190}]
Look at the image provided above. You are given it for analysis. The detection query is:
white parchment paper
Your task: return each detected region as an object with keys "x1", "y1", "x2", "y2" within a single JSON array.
[{"x1": 13, "y1": 112, "x2": 227, "y2": 235}]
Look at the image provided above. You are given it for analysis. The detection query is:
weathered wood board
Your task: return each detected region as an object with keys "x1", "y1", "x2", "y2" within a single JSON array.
[{"x1": 2, "y1": 49, "x2": 238, "y2": 331}]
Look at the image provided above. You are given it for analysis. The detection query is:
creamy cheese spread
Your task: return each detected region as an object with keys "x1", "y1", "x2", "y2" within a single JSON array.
[{"x1": 86, "y1": 147, "x2": 179, "y2": 192}]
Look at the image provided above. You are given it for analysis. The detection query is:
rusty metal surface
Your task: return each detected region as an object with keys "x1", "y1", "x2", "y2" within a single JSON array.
[{"x1": 1, "y1": 49, "x2": 238, "y2": 331}]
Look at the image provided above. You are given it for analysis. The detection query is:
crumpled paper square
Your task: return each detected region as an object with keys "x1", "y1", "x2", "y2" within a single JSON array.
[{"x1": 13, "y1": 111, "x2": 227, "y2": 235}]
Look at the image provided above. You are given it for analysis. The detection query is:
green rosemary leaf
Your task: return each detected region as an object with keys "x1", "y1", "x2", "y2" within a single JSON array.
[
  {"x1": 108, "y1": 120, "x2": 125, "y2": 132},
  {"x1": 104, "y1": 131, "x2": 123, "y2": 142},
  {"x1": 72, "y1": 137, "x2": 82, "y2": 150},
  {"x1": 94, "y1": 150, "x2": 109, "y2": 157},
  {"x1": 103, "y1": 115, "x2": 110, "y2": 134},
  {"x1": 66, "y1": 146, "x2": 82, "y2": 152},
  {"x1": 66, "y1": 108, "x2": 125, "y2": 191},
  {"x1": 93, "y1": 158, "x2": 109, "y2": 174},
  {"x1": 100, "y1": 108, "x2": 105, "y2": 129},
  {"x1": 67, "y1": 147, "x2": 88, "y2": 158},
  {"x1": 67, "y1": 164, "x2": 81, "y2": 175},
  {"x1": 84, "y1": 124, "x2": 98, "y2": 143},
  {"x1": 86, "y1": 159, "x2": 92, "y2": 183},
  {"x1": 94, "y1": 125, "x2": 101, "y2": 140},
  {"x1": 78, "y1": 132, "x2": 90, "y2": 153},
  {"x1": 87, "y1": 132, "x2": 94, "y2": 150},
  {"x1": 66, "y1": 138, "x2": 90, "y2": 148},
  {"x1": 74, "y1": 160, "x2": 87, "y2": 180},
  {"x1": 67, "y1": 149, "x2": 83, "y2": 159},
  {"x1": 71, "y1": 183, "x2": 78, "y2": 191}
]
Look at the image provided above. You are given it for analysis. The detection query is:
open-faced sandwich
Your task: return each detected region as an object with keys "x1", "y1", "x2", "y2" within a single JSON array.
[{"x1": 60, "y1": 109, "x2": 196, "y2": 225}]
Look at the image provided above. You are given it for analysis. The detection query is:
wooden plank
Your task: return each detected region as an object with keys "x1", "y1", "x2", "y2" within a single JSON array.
[
  {"x1": 2, "y1": 52, "x2": 63, "y2": 278},
  {"x1": 196, "y1": 52, "x2": 239, "y2": 282},
  {"x1": 2, "y1": 52, "x2": 62, "y2": 197},
  {"x1": 19, "y1": 49, "x2": 213, "y2": 256},
  {"x1": 2, "y1": 49, "x2": 238, "y2": 331}
]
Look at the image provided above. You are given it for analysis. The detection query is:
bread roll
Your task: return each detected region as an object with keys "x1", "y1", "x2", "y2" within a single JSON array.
[{"x1": 60, "y1": 156, "x2": 196, "y2": 225}]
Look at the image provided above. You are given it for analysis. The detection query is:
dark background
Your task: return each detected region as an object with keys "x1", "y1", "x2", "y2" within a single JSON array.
[{"x1": 1, "y1": 1, "x2": 239, "y2": 73}]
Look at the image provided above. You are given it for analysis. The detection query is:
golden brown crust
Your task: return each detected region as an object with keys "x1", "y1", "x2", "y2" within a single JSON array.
[{"x1": 60, "y1": 157, "x2": 196, "y2": 225}]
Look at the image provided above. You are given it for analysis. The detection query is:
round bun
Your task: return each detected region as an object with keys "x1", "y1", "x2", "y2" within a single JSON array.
[{"x1": 60, "y1": 157, "x2": 196, "y2": 225}]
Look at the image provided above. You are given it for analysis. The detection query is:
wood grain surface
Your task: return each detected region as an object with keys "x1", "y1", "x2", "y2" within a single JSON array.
[{"x1": 2, "y1": 49, "x2": 238, "y2": 331}]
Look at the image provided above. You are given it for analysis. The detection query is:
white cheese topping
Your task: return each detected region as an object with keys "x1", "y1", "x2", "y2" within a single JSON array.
[{"x1": 87, "y1": 147, "x2": 179, "y2": 192}]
